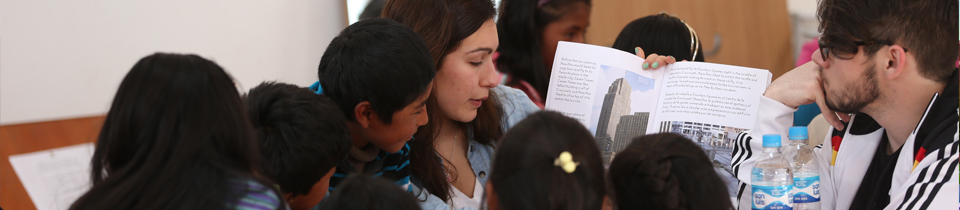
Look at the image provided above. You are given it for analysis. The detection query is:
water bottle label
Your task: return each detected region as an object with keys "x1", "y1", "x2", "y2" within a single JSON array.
[
  {"x1": 793, "y1": 176, "x2": 820, "y2": 203},
  {"x1": 752, "y1": 185, "x2": 793, "y2": 210}
]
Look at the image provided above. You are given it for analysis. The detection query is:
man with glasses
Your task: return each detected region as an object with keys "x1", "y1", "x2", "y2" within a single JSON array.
[{"x1": 731, "y1": 0, "x2": 958, "y2": 209}]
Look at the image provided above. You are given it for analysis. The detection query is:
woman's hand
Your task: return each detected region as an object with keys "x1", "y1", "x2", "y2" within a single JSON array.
[{"x1": 636, "y1": 47, "x2": 678, "y2": 70}]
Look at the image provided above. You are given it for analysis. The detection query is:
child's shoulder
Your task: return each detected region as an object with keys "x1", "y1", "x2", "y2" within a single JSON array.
[
  {"x1": 382, "y1": 142, "x2": 412, "y2": 157},
  {"x1": 230, "y1": 179, "x2": 282, "y2": 210}
]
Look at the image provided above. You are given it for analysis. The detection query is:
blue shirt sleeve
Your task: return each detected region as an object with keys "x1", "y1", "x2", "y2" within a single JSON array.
[{"x1": 493, "y1": 84, "x2": 541, "y2": 131}]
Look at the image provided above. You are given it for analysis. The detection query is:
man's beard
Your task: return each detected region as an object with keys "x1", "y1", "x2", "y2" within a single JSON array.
[{"x1": 824, "y1": 63, "x2": 881, "y2": 114}]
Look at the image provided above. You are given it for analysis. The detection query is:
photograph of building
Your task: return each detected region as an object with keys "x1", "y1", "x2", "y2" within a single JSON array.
[
  {"x1": 590, "y1": 67, "x2": 661, "y2": 165},
  {"x1": 595, "y1": 78, "x2": 631, "y2": 145},
  {"x1": 659, "y1": 121, "x2": 747, "y2": 150},
  {"x1": 612, "y1": 112, "x2": 649, "y2": 153}
]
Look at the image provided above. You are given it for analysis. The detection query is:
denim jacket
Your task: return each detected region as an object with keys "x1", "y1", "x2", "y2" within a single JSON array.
[{"x1": 413, "y1": 84, "x2": 540, "y2": 210}]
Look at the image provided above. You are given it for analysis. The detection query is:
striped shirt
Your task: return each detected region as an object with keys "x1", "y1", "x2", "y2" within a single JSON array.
[
  {"x1": 329, "y1": 143, "x2": 412, "y2": 191},
  {"x1": 230, "y1": 179, "x2": 284, "y2": 210}
]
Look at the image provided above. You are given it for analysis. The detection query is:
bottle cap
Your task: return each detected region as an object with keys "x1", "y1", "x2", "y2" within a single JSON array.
[
  {"x1": 789, "y1": 126, "x2": 808, "y2": 140},
  {"x1": 762, "y1": 134, "x2": 781, "y2": 147}
]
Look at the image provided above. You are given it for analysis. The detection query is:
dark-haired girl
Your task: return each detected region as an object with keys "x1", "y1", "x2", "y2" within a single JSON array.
[
  {"x1": 496, "y1": 0, "x2": 676, "y2": 108},
  {"x1": 611, "y1": 13, "x2": 705, "y2": 62},
  {"x1": 485, "y1": 111, "x2": 605, "y2": 210},
  {"x1": 496, "y1": 0, "x2": 593, "y2": 108},
  {"x1": 69, "y1": 53, "x2": 284, "y2": 210},
  {"x1": 607, "y1": 133, "x2": 733, "y2": 210}
]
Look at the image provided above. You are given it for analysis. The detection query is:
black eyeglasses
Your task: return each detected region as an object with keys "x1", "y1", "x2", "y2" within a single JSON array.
[{"x1": 817, "y1": 37, "x2": 907, "y2": 61}]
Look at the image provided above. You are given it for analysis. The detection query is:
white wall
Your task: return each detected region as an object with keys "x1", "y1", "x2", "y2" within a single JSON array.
[
  {"x1": 786, "y1": 0, "x2": 818, "y2": 19},
  {"x1": 787, "y1": 0, "x2": 821, "y2": 63},
  {"x1": 0, "y1": 0, "x2": 346, "y2": 125}
]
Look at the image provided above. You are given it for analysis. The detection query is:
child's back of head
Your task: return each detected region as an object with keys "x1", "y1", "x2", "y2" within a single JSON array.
[
  {"x1": 607, "y1": 133, "x2": 732, "y2": 210},
  {"x1": 319, "y1": 174, "x2": 422, "y2": 210},
  {"x1": 71, "y1": 53, "x2": 282, "y2": 210},
  {"x1": 245, "y1": 81, "x2": 351, "y2": 210},
  {"x1": 487, "y1": 111, "x2": 605, "y2": 210},
  {"x1": 611, "y1": 13, "x2": 705, "y2": 62}
]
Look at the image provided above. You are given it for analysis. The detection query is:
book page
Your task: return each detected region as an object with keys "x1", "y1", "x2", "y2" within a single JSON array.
[
  {"x1": 546, "y1": 42, "x2": 670, "y2": 163},
  {"x1": 544, "y1": 41, "x2": 665, "y2": 136},
  {"x1": 544, "y1": 42, "x2": 770, "y2": 167},
  {"x1": 9, "y1": 143, "x2": 95, "y2": 210},
  {"x1": 647, "y1": 62, "x2": 770, "y2": 144}
]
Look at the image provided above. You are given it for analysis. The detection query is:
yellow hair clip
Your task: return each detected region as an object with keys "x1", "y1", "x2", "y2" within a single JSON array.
[{"x1": 553, "y1": 151, "x2": 580, "y2": 174}]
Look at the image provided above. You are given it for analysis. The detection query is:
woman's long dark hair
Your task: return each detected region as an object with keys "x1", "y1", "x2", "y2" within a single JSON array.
[
  {"x1": 382, "y1": 0, "x2": 503, "y2": 202},
  {"x1": 70, "y1": 53, "x2": 282, "y2": 210},
  {"x1": 488, "y1": 111, "x2": 605, "y2": 210},
  {"x1": 611, "y1": 14, "x2": 705, "y2": 62},
  {"x1": 496, "y1": 0, "x2": 592, "y2": 98},
  {"x1": 607, "y1": 133, "x2": 732, "y2": 210}
]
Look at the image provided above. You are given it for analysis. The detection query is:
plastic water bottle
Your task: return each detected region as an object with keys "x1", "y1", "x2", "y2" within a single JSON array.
[
  {"x1": 752, "y1": 134, "x2": 793, "y2": 210},
  {"x1": 788, "y1": 127, "x2": 820, "y2": 210}
]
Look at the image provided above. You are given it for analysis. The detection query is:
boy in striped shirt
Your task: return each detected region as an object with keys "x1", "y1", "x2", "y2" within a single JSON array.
[{"x1": 311, "y1": 18, "x2": 436, "y2": 194}]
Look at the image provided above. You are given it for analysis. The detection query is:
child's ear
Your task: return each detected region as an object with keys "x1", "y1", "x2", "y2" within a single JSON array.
[
  {"x1": 353, "y1": 101, "x2": 374, "y2": 128},
  {"x1": 283, "y1": 193, "x2": 294, "y2": 205}
]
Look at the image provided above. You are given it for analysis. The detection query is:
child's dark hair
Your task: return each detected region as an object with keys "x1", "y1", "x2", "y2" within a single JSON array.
[
  {"x1": 70, "y1": 53, "x2": 282, "y2": 210},
  {"x1": 319, "y1": 174, "x2": 422, "y2": 210},
  {"x1": 245, "y1": 81, "x2": 351, "y2": 197},
  {"x1": 489, "y1": 111, "x2": 604, "y2": 210},
  {"x1": 611, "y1": 13, "x2": 705, "y2": 62},
  {"x1": 496, "y1": 0, "x2": 592, "y2": 98},
  {"x1": 607, "y1": 133, "x2": 732, "y2": 210},
  {"x1": 317, "y1": 18, "x2": 435, "y2": 123}
]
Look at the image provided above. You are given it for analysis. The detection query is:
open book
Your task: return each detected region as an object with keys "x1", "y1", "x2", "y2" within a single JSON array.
[{"x1": 545, "y1": 41, "x2": 772, "y2": 164}]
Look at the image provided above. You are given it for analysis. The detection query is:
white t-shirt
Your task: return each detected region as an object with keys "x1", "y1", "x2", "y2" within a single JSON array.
[{"x1": 446, "y1": 178, "x2": 484, "y2": 210}]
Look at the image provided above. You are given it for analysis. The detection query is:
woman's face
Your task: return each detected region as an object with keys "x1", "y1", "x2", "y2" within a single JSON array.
[
  {"x1": 540, "y1": 2, "x2": 591, "y2": 69},
  {"x1": 435, "y1": 19, "x2": 500, "y2": 123}
]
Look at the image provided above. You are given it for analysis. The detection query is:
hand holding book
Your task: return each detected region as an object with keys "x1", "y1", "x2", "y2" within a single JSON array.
[{"x1": 634, "y1": 46, "x2": 679, "y2": 70}]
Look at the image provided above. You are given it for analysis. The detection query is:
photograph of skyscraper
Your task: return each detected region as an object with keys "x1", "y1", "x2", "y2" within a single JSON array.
[
  {"x1": 595, "y1": 78, "x2": 631, "y2": 142},
  {"x1": 588, "y1": 65, "x2": 659, "y2": 165},
  {"x1": 595, "y1": 78, "x2": 631, "y2": 164},
  {"x1": 612, "y1": 112, "x2": 649, "y2": 153},
  {"x1": 594, "y1": 78, "x2": 660, "y2": 164}
]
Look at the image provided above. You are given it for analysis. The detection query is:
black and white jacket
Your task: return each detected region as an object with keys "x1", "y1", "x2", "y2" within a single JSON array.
[{"x1": 732, "y1": 70, "x2": 958, "y2": 210}]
